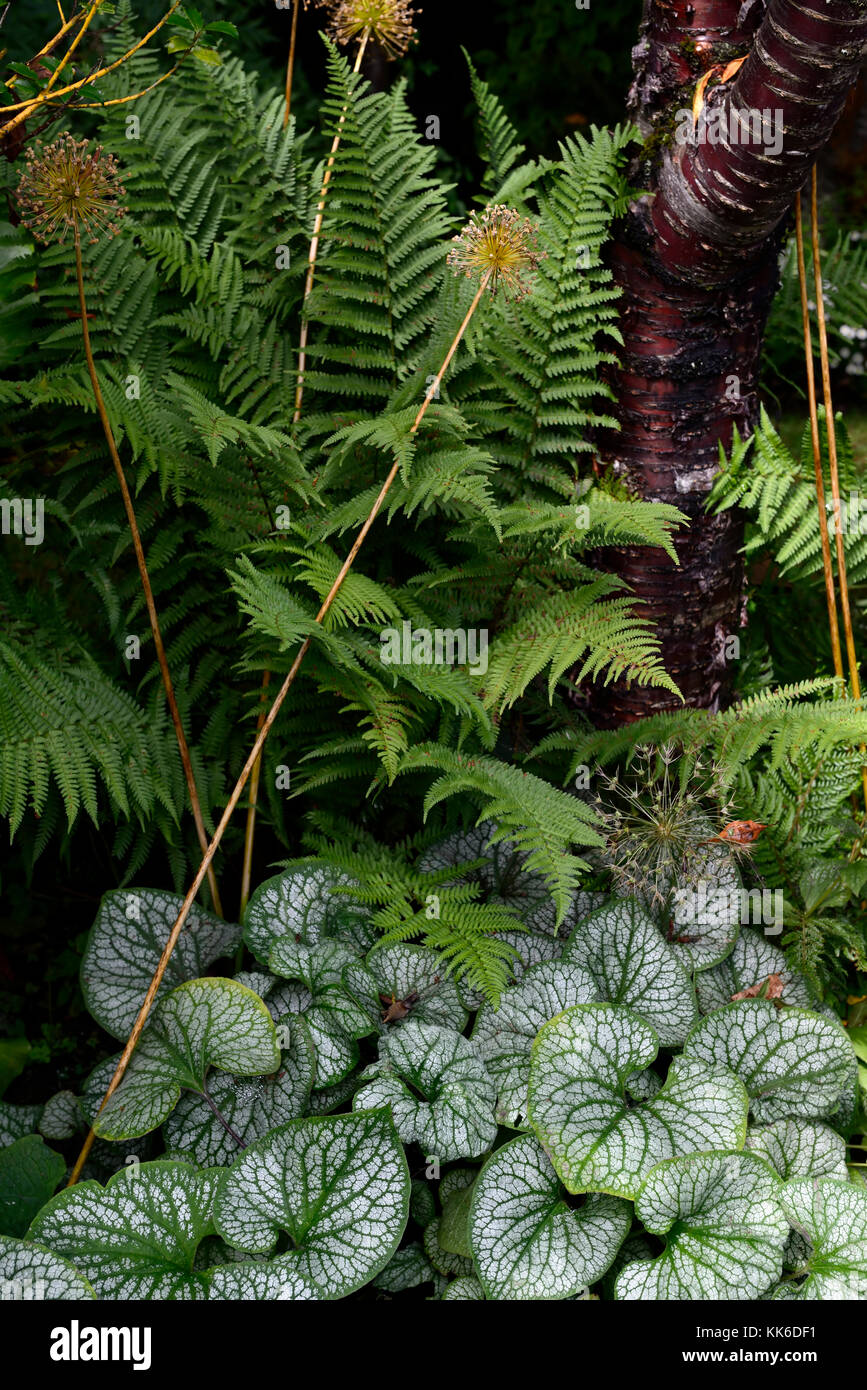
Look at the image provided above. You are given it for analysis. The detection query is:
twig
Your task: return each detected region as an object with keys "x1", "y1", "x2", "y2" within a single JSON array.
[
  {"x1": 239, "y1": 668, "x2": 272, "y2": 919},
  {"x1": 795, "y1": 187, "x2": 844, "y2": 681},
  {"x1": 283, "y1": 0, "x2": 301, "y2": 129},
  {"x1": 809, "y1": 168, "x2": 867, "y2": 814},
  {"x1": 68, "y1": 271, "x2": 492, "y2": 1185}
]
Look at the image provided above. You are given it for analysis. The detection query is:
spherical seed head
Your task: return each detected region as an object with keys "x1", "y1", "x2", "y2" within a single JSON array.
[
  {"x1": 446, "y1": 205, "x2": 542, "y2": 300},
  {"x1": 16, "y1": 134, "x2": 127, "y2": 245},
  {"x1": 329, "y1": 0, "x2": 419, "y2": 60}
]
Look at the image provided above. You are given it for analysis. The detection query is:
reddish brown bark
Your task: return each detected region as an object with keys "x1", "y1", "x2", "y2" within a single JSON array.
[{"x1": 593, "y1": 0, "x2": 867, "y2": 724}]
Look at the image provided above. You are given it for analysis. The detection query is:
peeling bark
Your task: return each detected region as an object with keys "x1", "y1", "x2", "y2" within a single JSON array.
[{"x1": 592, "y1": 0, "x2": 867, "y2": 724}]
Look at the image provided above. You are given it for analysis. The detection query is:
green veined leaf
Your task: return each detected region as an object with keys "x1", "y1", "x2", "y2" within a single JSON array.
[
  {"x1": 211, "y1": 1110, "x2": 409, "y2": 1299},
  {"x1": 471, "y1": 960, "x2": 597, "y2": 1128},
  {"x1": 470, "y1": 1133, "x2": 631, "y2": 1300},
  {"x1": 268, "y1": 939, "x2": 377, "y2": 1088},
  {"x1": 80, "y1": 889, "x2": 240, "y2": 1040},
  {"x1": 615, "y1": 1152, "x2": 788, "y2": 1300},
  {"x1": 93, "y1": 979, "x2": 280, "y2": 1140},
  {"x1": 244, "y1": 864, "x2": 374, "y2": 965},
  {"x1": 745, "y1": 1120, "x2": 849, "y2": 1182},
  {"x1": 695, "y1": 928, "x2": 814, "y2": 1014},
  {"x1": 163, "y1": 1016, "x2": 316, "y2": 1166},
  {"x1": 345, "y1": 941, "x2": 469, "y2": 1033},
  {"x1": 353, "y1": 1020, "x2": 497, "y2": 1163},
  {"x1": 28, "y1": 1162, "x2": 220, "y2": 1299},
  {"x1": 373, "y1": 1242, "x2": 436, "y2": 1292},
  {"x1": 682, "y1": 1001, "x2": 858, "y2": 1123},
  {"x1": 528, "y1": 1004, "x2": 748, "y2": 1198},
  {"x1": 773, "y1": 1178, "x2": 867, "y2": 1300},
  {"x1": 0, "y1": 1236, "x2": 95, "y2": 1300},
  {"x1": 562, "y1": 897, "x2": 698, "y2": 1045}
]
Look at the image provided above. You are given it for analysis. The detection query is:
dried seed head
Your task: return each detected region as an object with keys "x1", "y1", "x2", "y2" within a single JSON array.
[
  {"x1": 328, "y1": 0, "x2": 419, "y2": 60},
  {"x1": 447, "y1": 204, "x2": 542, "y2": 300},
  {"x1": 16, "y1": 134, "x2": 126, "y2": 245}
]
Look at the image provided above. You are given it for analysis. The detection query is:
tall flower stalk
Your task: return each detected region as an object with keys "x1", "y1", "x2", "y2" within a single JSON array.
[
  {"x1": 69, "y1": 203, "x2": 542, "y2": 1185},
  {"x1": 16, "y1": 136, "x2": 223, "y2": 916}
]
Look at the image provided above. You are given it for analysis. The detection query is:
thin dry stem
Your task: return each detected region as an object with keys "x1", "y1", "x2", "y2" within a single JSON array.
[
  {"x1": 795, "y1": 188, "x2": 844, "y2": 681},
  {"x1": 239, "y1": 668, "x2": 272, "y2": 918},
  {"x1": 809, "y1": 169, "x2": 867, "y2": 813},
  {"x1": 283, "y1": 0, "x2": 301, "y2": 128}
]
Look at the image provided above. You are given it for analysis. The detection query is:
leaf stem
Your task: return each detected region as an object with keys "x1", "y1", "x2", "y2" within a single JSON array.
[{"x1": 200, "y1": 1078, "x2": 247, "y2": 1150}]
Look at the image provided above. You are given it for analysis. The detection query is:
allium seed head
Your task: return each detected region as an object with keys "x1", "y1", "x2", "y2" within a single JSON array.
[
  {"x1": 328, "y1": 0, "x2": 419, "y2": 61},
  {"x1": 16, "y1": 134, "x2": 126, "y2": 245},
  {"x1": 447, "y1": 205, "x2": 542, "y2": 300}
]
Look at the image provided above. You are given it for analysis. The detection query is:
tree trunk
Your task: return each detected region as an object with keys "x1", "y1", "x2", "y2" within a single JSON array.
[{"x1": 593, "y1": 0, "x2": 867, "y2": 725}]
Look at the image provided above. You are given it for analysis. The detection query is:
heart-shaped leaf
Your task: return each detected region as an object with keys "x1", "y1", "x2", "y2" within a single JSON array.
[
  {"x1": 346, "y1": 942, "x2": 469, "y2": 1032},
  {"x1": 471, "y1": 961, "x2": 597, "y2": 1128},
  {"x1": 0, "y1": 1102, "x2": 41, "y2": 1148},
  {"x1": 244, "y1": 864, "x2": 374, "y2": 965},
  {"x1": 163, "y1": 1016, "x2": 315, "y2": 1165},
  {"x1": 441, "y1": 1274, "x2": 485, "y2": 1299},
  {"x1": 80, "y1": 889, "x2": 240, "y2": 1040},
  {"x1": 470, "y1": 1133, "x2": 631, "y2": 1300},
  {"x1": 695, "y1": 928, "x2": 813, "y2": 1014},
  {"x1": 353, "y1": 1020, "x2": 497, "y2": 1162},
  {"x1": 212, "y1": 1110, "x2": 409, "y2": 1298},
  {"x1": 528, "y1": 1004, "x2": 748, "y2": 1198},
  {"x1": 745, "y1": 1120, "x2": 849, "y2": 1182},
  {"x1": 683, "y1": 1001, "x2": 857, "y2": 1123},
  {"x1": 269, "y1": 939, "x2": 376, "y2": 1087},
  {"x1": 38, "y1": 1091, "x2": 81, "y2": 1142},
  {"x1": 423, "y1": 1216, "x2": 474, "y2": 1277},
  {"x1": 28, "y1": 1162, "x2": 220, "y2": 1299},
  {"x1": 0, "y1": 1135, "x2": 65, "y2": 1237},
  {"x1": 772, "y1": 1178, "x2": 867, "y2": 1300},
  {"x1": 93, "y1": 978, "x2": 280, "y2": 1140},
  {"x1": 0, "y1": 1235, "x2": 95, "y2": 1300},
  {"x1": 373, "y1": 1242, "x2": 436, "y2": 1292},
  {"x1": 666, "y1": 840, "x2": 742, "y2": 972},
  {"x1": 614, "y1": 1152, "x2": 788, "y2": 1300},
  {"x1": 562, "y1": 897, "x2": 698, "y2": 1045},
  {"x1": 418, "y1": 822, "x2": 564, "y2": 933}
]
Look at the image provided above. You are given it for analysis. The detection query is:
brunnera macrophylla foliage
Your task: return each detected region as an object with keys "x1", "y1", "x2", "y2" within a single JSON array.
[{"x1": 3, "y1": 841, "x2": 866, "y2": 1302}]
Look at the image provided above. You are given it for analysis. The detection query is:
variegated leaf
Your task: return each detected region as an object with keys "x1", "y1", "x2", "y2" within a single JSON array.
[
  {"x1": 353, "y1": 1020, "x2": 497, "y2": 1162},
  {"x1": 80, "y1": 889, "x2": 239, "y2": 1040},
  {"x1": 563, "y1": 897, "x2": 698, "y2": 1044},
  {"x1": 28, "y1": 1162, "x2": 220, "y2": 1299},
  {"x1": 683, "y1": 1001, "x2": 857, "y2": 1123},
  {"x1": 470, "y1": 1134, "x2": 630, "y2": 1299},
  {"x1": 528, "y1": 1004, "x2": 748, "y2": 1198},
  {"x1": 212, "y1": 1110, "x2": 409, "y2": 1299},
  {"x1": 163, "y1": 1016, "x2": 315, "y2": 1165},
  {"x1": 772, "y1": 1178, "x2": 867, "y2": 1300},
  {"x1": 244, "y1": 865, "x2": 374, "y2": 966},
  {"x1": 269, "y1": 938, "x2": 376, "y2": 1088},
  {"x1": 471, "y1": 961, "x2": 597, "y2": 1127},
  {"x1": 0, "y1": 1236, "x2": 95, "y2": 1300},
  {"x1": 615, "y1": 1152, "x2": 787, "y2": 1300},
  {"x1": 93, "y1": 978, "x2": 280, "y2": 1141},
  {"x1": 695, "y1": 928, "x2": 813, "y2": 1014}
]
